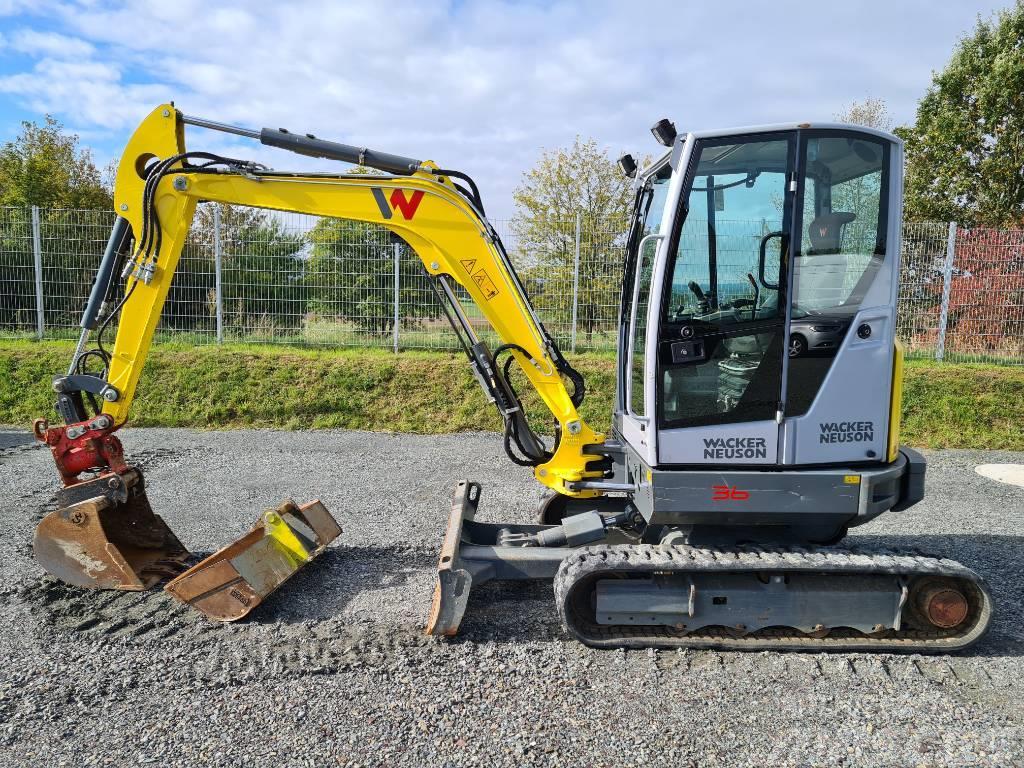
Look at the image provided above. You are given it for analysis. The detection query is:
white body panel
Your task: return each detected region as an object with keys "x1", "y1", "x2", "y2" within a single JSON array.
[
  {"x1": 658, "y1": 420, "x2": 779, "y2": 465},
  {"x1": 782, "y1": 306, "x2": 894, "y2": 464}
]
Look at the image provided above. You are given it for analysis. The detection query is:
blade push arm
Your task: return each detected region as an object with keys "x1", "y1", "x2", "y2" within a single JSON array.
[{"x1": 54, "y1": 104, "x2": 604, "y2": 496}]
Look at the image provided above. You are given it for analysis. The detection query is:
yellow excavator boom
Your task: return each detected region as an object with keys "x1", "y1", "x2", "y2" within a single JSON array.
[{"x1": 106, "y1": 104, "x2": 603, "y2": 493}]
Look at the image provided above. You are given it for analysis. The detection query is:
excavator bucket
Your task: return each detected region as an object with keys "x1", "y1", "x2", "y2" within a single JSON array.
[
  {"x1": 165, "y1": 499, "x2": 341, "y2": 621},
  {"x1": 33, "y1": 471, "x2": 189, "y2": 590},
  {"x1": 34, "y1": 465, "x2": 342, "y2": 621}
]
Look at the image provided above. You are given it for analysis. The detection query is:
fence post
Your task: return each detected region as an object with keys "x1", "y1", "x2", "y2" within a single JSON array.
[
  {"x1": 393, "y1": 242, "x2": 400, "y2": 353},
  {"x1": 571, "y1": 211, "x2": 581, "y2": 353},
  {"x1": 213, "y1": 205, "x2": 224, "y2": 343},
  {"x1": 935, "y1": 221, "x2": 957, "y2": 362},
  {"x1": 31, "y1": 205, "x2": 44, "y2": 340}
]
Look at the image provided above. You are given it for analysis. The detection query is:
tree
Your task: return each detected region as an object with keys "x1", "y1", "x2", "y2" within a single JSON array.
[
  {"x1": 154, "y1": 203, "x2": 307, "y2": 338},
  {"x1": 771, "y1": 99, "x2": 892, "y2": 220},
  {"x1": 306, "y1": 218, "x2": 437, "y2": 338},
  {"x1": 304, "y1": 165, "x2": 440, "y2": 339},
  {"x1": 893, "y1": 5, "x2": 1024, "y2": 358},
  {"x1": 511, "y1": 137, "x2": 633, "y2": 345},
  {"x1": 823, "y1": 99, "x2": 893, "y2": 253},
  {"x1": 0, "y1": 115, "x2": 111, "y2": 209},
  {"x1": 833, "y1": 98, "x2": 893, "y2": 132},
  {"x1": 896, "y1": 3, "x2": 1024, "y2": 227},
  {"x1": 944, "y1": 228, "x2": 1024, "y2": 358},
  {"x1": 213, "y1": 205, "x2": 307, "y2": 338},
  {"x1": 0, "y1": 116, "x2": 113, "y2": 331},
  {"x1": 0, "y1": 205, "x2": 36, "y2": 330}
]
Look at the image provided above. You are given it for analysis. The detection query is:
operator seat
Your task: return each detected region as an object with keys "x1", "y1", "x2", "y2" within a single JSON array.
[
  {"x1": 795, "y1": 211, "x2": 857, "y2": 310},
  {"x1": 806, "y1": 212, "x2": 856, "y2": 255}
]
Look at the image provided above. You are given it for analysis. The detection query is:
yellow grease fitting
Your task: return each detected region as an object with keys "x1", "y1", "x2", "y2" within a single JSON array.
[{"x1": 105, "y1": 104, "x2": 604, "y2": 497}]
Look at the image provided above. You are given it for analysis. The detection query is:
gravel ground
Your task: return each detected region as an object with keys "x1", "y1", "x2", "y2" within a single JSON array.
[{"x1": 0, "y1": 428, "x2": 1022, "y2": 767}]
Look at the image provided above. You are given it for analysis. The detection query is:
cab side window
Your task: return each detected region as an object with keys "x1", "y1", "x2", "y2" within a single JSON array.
[
  {"x1": 627, "y1": 165, "x2": 672, "y2": 418},
  {"x1": 794, "y1": 138, "x2": 887, "y2": 314}
]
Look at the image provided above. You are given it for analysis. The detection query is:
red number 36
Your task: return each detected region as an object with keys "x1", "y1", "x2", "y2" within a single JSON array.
[{"x1": 712, "y1": 485, "x2": 750, "y2": 501}]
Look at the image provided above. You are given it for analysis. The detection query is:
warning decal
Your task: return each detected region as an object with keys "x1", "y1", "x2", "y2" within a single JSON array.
[
  {"x1": 471, "y1": 268, "x2": 500, "y2": 300},
  {"x1": 460, "y1": 258, "x2": 476, "y2": 274}
]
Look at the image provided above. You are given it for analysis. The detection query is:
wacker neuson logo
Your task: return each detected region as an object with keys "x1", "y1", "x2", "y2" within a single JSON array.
[
  {"x1": 703, "y1": 437, "x2": 767, "y2": 460},
  {"x1": 820, "y1": 421, "x2": 875, "y2": 444}
]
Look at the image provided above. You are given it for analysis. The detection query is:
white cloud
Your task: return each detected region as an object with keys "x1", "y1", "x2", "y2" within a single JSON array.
[
  {"x1": 0, "y1": 0, "x2": 1010, "y2": 218},
  {"x1": 9, "y1": 28, "x2": 95, "y2": 58},
  {"x1": 0, "y1": 58, "x2": 171, "y2": 128},
  {"x1": 0, "y1": 0, "x2": 45, "y2": 16}
]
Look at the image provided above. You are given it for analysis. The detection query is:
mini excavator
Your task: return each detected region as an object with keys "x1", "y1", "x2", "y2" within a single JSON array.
[{"x1": 32, "y1": 105, "x2": 992, "y2": 650}]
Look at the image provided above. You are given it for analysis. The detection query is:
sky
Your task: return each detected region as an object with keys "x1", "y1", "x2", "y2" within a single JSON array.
[{"x1": 0, "y1": 0, "x2": 1012, "y2": 221}]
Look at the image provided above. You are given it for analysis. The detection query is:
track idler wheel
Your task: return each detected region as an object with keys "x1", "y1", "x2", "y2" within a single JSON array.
[{"x1": 912, "y1": 579, "x2": 970, "y2": 629}]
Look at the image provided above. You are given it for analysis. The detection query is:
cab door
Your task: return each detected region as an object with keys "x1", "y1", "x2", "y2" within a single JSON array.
[
  {"x1": 655, "y1": 133, "x2": 796, "y2": 465},
  {"x1": 781, "y1": 130, "x2": 897, "y2": 465}
]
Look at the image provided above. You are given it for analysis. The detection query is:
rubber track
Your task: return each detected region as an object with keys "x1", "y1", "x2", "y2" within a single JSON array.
[{"x1": 554, "y1": 544, "x2": 993, "y2": 653}]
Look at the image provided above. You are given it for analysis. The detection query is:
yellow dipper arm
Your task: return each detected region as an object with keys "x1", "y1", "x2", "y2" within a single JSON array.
[{"x1": 102, "y1": 105, "x2": 604, "y2": 496}]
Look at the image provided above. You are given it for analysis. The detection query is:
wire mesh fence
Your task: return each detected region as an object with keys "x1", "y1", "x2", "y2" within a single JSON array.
[
  {"x1": 946, "y1": 227, "x2": 1024, "y2": 362},
  {"x1": 896, "y1": 221, "x2": 951, "y2": 359},
  {"x1": 0, "y1": 205, "x2": 1021, "y2": 364},
  {"x1": 0, "y1": 207, "x2": 35, "y2": 335}
]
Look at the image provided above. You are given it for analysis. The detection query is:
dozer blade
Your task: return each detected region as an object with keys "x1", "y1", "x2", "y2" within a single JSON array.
[
  {"x1": 165, "y1": 499, "x2": 341, "y2": 622},
  {"x1": 426, "y1": 481, "x2": 571, "y2": 637},
  {"x1": 34, "y1": 471, "x2": 189, "y2": 590},
  {"x1": 426, "y1": 482, "x2": 478, "y2": 637}
]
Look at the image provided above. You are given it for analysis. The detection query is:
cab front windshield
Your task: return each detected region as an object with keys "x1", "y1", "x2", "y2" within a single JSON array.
[{"x1": 667, "y1": 139, "x2": 790, "y2": 323}]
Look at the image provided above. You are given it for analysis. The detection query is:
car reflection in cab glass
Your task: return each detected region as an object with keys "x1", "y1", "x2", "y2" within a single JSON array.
[{"x1": 789, "y1": 307, "x2": 850, "y2": 358}]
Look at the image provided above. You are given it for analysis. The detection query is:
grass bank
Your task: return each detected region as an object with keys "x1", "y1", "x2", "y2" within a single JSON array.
[{"x1": 0, "y1": 340, "x2": 1020, "y2": 450}]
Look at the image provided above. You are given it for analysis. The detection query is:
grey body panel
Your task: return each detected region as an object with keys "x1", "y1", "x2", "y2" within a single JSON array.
[
  {"x1": 617, "y1": 433, "x2": 912, "y2": 528},
  {"x1": 658, "y1": 419, "x2": 779, "y2": 465}
]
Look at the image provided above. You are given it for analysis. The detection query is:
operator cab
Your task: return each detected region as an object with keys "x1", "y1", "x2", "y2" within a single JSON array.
[{"x1": 616, "y1": 123, "x2": 902, "y2": 471}]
